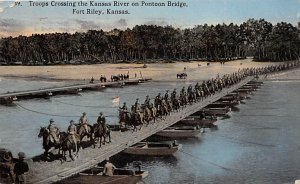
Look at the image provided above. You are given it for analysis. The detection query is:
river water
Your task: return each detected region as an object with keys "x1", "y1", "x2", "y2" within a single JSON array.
[
  {"x1": 135, "y1": 80, "x2": 300, "y2": 184},
  {"x1": 0, "y1": 63, "x2": 299, "y2": 184}
]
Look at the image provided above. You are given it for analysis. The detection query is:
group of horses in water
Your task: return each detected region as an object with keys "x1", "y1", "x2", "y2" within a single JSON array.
[{"x1": 38, "y1": 61, "x2": 299, "y2": 162}]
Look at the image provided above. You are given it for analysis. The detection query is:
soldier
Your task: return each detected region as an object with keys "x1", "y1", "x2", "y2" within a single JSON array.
[
  {"x1": 2, "y1": 151, "x2": 15, "y2": 183},
  {"x1": 164, "y1": 90, "x2": 169, "y2": 100},
  {"x1": 90, "y1": 76, "x2": 94, "y2": 83},
  {"x1": 144, "y1": 95, "x2": 150, "y2": 107},
  {"x1": 79, "y1": 112, "x2": 89, "y2": 133},
  {"x1": 187, "y1": 84, "x2": 193, "y2": 93},
  {"x1": 103, "y1": 158, "x2": 116, "y2": 176},
  {"x1": 154, "y1": 96, "x2": 159, "y2": 108},
  {"x1": 171, "y1": 88, "x2": 177, "y2": 100},
  {"x1": 156, "y1": 93, "x2": 162, "y2": 101},
  {"x1": 181, "y1": 86, "x2": 186, "y2": 96},
  {"x1": 134, "y1": 98, "x2": 140, "y2": 112},
  {"x1": 14, "y1": 152, "x2": 29, "y2": 184},
  {"x1": 67, "y1": 120, "x2": 77, "y2": 151},
  {"x1": 161, "y1": 99, "x2": 168, "y2": 114},
  {"x1": 97, "y1": 112, "x2": 106, "y2": 125},
  {"x1": 47, "y1": 119, "x2": 59, "y2": 145},
  {"x1": 195, "y1": 82, "x2": 199, "y2": 90},
  {"x1": 97, "y1": 112, "x2": 107, "y2": 134},
  {"x1": 120, "y1": 102, "x2": 128, "y2": 112}
]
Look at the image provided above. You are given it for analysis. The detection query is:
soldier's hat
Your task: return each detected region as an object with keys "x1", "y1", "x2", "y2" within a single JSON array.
[
  {"x1": 158, "y1": 93, "x2": 161, "y2": 95},
  {"x1": 99, "y1": 112, "x2": 103, "y2": 115},
  {"x1": 18, "y1": 152, "x2": 26, "y2": 159},
  {"x1": 50, "y1": 118, "x2": 54, "y2": 123},
  {"x1": 83, "y1": 112, "x2": 86, "y2": 115},
  {"x1": 123, "y1": 102, "x2": 126, "y2": 104},
  {"x1": 70, "y1": 120, "x2": 74, "y2": 124},
  {"x1": 166, "y1": 90, "x2": 169, "y2": 92},
  {"x1": 136, "y1": 98, "x2": 139, "y2": 101},
  {"x1": 3, "y1": 153, "x2": 12, "y2": 161}
]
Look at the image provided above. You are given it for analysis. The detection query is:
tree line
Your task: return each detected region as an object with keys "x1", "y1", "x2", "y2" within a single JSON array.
[{"x1": 0, "y1": 18, "x2": 299, "y2": 65}]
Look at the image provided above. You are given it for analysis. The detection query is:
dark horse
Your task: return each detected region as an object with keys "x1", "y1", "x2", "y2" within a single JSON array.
[
  {"x1": 177, "y1": 73, "x2": 187, "y2": 79},
  {"x1": 59, "y1": 132, "x2": 81, "y2": 162},
  {"x1": 119, "y1": 110, "x2": 143, "y2": 131},
  {"x1": 111, "y1": 75, "x2": 120, "y2": 82},
  {"x1": 38, "y1": 127, "x2": 61, "y2": 159},
  {"x1": 93, "y1": 123, "x2": 111, "y2": 148}
]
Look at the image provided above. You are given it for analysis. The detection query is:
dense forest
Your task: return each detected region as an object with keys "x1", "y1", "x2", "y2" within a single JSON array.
[{"x1": 0, "y1": 19, "x2": 299, "y2": 65}]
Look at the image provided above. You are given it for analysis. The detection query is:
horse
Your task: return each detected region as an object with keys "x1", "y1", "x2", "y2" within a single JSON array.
[
  {"x1": 130, "y1": 111, "x2": 144, "y2": 131},
  {"x1": 142, "y1": 105, "x2": 156, "y2": 125},
  {"x1": 172, "y1": 98, "x2": 181, "y2": 111},
  {"x1": 180, "y1": 94, "x2": 187, "y2": 107},
  {"x1": 93, "y1": 123, "x2": 111, "y2": 148},
  {"x1": 77, "y1": 124, "x2": 94, "y2": 142},
  {"x1": 149, "y1": 105, "x2": 157, "y2": 123},
  {"x1": 165, "y1": 98, "x2": 173, "y2": 113},
  {"x1": 119, "y1": 110, "x2": 143, "y2": 132},
  {"x1": 187, "y1": 92, "x2": 197, "y2": 104},
  {"x1": 60, "y1": 132, "x2": 81, "y2": 162},
  {"x1": 177, "y1": 73, "x2": 187, "y2": 79},
  {"x1": 38, "y1": 127, "x2": 61, "y2": 159},
  {"x1": 119, "y1": 110, "x2": 131, "y2": 129},
  {"x1": 111, "y1": 75, "x2": 120, "y2": 82},
  {"x1": 156, "y1": 103, "x2": 169, "y2": 119}
]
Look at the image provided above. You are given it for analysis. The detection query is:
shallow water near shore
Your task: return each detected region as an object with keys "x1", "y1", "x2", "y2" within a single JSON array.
[{"x1": 0, "y1": 61, "x2": 299, "y2": 184}]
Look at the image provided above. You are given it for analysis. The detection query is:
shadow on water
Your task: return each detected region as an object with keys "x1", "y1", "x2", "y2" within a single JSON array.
[
  {"x1": 108, "y1": 152, "x2": 178, "y2": 168},
  {"x1": 230, "y1": 106, "x2": 240, "y2": 112},
  {"x1": 220, "y1": 114, "x2": 231, "y2": 120}
]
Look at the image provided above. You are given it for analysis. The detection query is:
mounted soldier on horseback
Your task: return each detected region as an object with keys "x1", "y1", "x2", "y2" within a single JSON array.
[
  {"x1": 67, "y1": 120, "x2": 79, "y2": 152},
  {"x1": 171, "y1": 88, "x2": 180, "y2": 110},
  {"x1": 130, "y1": 99, "x2": 144, "y2": 131},
  {"x1": 142, "y1": 96, "x2": 156, "y2": 125},
  {"x1": 119, "y1": 102, "x2": 130, "y2": 128},
  {"x1": 38, "y1": 119, "x2": 61, "y2": 159},
  {"x1": 187, "y1": 84, "x2": 196, "y2": 104},
  {"x1": 60, "y1": 120, "x2": 81, "y2": 161},
  {"x1": 180, "y1": 86, "x2": 187, "y2": 106},
  {"x1": 78, "y1": 112, "x2": 93, "y2": 142},
  {"x1": 47, "y1": 119, "x2": 60, "y2": 145},
  {"x1": 93, "y1": 112, "x2": 111, "y2": 148},
  {"x1": 164, "y1": 90, "x2": 173, "y2": 113}
]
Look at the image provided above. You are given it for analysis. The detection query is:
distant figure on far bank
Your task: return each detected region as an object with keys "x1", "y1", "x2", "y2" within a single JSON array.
[
  {"x1": 14, "y1": 152, "x2": 29, "y2": 184},
  {"x1": 90, "y1": 77, "x2": 94, "y2": 83}
]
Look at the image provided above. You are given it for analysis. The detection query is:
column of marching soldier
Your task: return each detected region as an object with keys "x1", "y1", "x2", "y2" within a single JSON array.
[{"x1": 44, "y1": 61, "x2": 299, "y2": 155}]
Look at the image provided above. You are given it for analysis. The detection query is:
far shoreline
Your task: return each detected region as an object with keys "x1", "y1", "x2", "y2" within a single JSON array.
[{"x1": 0, "y1": 59, "x2": 293, "y2": 83}]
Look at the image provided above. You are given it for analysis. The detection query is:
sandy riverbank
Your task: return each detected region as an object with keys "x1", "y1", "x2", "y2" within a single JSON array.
[
  {"x1": 266, "y1": 68, "x2": 300, "y2": 81},
  {"x1": 0, "y1": 59, "x2": 280, "y2": 82}
]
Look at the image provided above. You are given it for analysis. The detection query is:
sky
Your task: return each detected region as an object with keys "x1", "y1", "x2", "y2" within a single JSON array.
[{"x1": 0, "y1": 0, "x2": 299, "y2": 37}]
